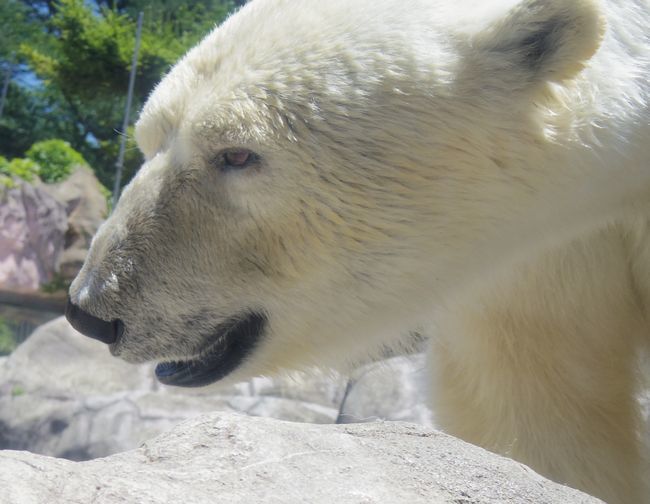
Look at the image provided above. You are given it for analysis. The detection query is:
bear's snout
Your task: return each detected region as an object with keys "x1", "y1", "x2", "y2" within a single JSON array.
[{"x1": 65, "y1": 296, "x2": 125, "y2": 345}]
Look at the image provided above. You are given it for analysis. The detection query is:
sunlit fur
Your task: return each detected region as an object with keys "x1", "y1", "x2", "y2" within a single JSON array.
[{"x1": 70, "y1": 0, "x2": 649, "y2": 502}]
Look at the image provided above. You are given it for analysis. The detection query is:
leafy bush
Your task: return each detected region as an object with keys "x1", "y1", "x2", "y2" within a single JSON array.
[
  {"x1": 26, "y1": 139, "x2": 87, "y2": 183},
  {"x1": 0, "y1": 157, "x2": 40, "y2": 182}
]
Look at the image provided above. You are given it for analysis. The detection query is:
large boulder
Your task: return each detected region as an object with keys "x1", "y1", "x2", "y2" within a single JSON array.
[
  {"x1": 340, "y1": 353, "x2": 432, "y2": 425},
  {"x1": 0, "y1": 317, "x2": 349, "y2": 459},
  {"x1": 0, "y1": 167, "x2": 107, "y2": 351},
  {"x1": 0, "y1": 412, "x2": 602, "y2": 504},
  {"x1": 42, "y1": 165, "x2": 107, "y2": 281},
  {"x1": 0, "y1": 182, "x2": 68, "y2": 291},
  {"x1": 0, "y1": 164, "x2": 107, "y2": 293},
  {"x1": 0, "y1": 317, "x2": 433, "y2": 460}
]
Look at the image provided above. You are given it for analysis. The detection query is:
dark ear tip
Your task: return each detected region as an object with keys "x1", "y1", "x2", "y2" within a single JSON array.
[{"x1": 477, "y1": 0, "x2": 605, "y2": 85}]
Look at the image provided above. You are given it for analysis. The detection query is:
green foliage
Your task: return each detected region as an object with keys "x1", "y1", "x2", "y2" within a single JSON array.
[
  {"x1": 0, "y1": 138, "x2": 87, "y2": 186},
  {"x1": 26, "y1": 139, "x2": 86, "y2": 182},
  {"x1": 0, "y1": 0, "x2": 45, "y2": 61},
  {"x1": 0, "y1": 157, "x2": 40, "y2": 182},
  {"x1": 7, "y1": 0, "x2": 237, "y2": 190},
  {"x1": 24, "y1": 0, "x2": 175, "y2": 99},
  {"x1": 11, "y1": 386, "x2": 25, "y2": 397},
  {"x1": 0, "y1": 82, "x2": 84, "y2": 161},
  {"x1": 0, "y1": 156, "x2": 12, "y2": 188},
  {"x1": 124, "y1": 0, "x2": 236, "y2": 65},
  {"x1": 94, "y1": 124, "x2": 140, "y2": 189},
  {"x1": 0, "y1": 138, "x2": 86, "y2": 185},
  {"x1": 100, "y1": 184, "x2": 112, "y2": 215},
  {"x1": 40, "y1": 272, "x2": 71, "y2": 293},
  {"x1": 0, "y1": 317, "x2": 17, "y2": 356},
  {"x1": 0, "y1": 175, "x2": 16, "y2": 189}
]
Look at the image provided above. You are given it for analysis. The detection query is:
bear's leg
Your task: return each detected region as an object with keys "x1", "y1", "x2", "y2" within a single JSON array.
[{"x1": 428, "y1": 226, "x2": 648, "y2": 504}]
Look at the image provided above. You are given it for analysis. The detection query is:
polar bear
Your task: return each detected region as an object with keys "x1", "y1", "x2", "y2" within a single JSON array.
[{"x1": 65, "y1": 0, "x2": 649, "y2": 502}]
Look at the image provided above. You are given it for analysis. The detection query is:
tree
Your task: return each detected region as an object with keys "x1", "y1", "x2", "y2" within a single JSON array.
[
  {"x1": 0, "y1": 82, "x2": 82, "y2": 159},
  {"x1": 0, "y1": 0, "x2": 58, "y2": 118},
  {"x1": 1, "y1": 0, "x2": 236, "y2": 189}
]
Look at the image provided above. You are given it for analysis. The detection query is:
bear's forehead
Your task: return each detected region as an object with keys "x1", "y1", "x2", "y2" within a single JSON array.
[
  {"x1": 136, "y1": 86, "x2": 297, "y2": 163},
  {"x1": 135, "y1": 0, "x2": 317, "y2": 159},
  {"x1": 135, "y1": 0, "x2": 456, "y2": 160}
]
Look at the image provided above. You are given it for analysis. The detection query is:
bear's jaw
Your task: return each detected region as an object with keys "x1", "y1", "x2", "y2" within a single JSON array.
[{"x1": 154, "y1": 311, "x2": 267, "y2": 387}]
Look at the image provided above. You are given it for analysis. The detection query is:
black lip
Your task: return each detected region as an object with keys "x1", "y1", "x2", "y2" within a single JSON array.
[{"x1": 155, "y1": 311, "x2": 266, "y2": 387}]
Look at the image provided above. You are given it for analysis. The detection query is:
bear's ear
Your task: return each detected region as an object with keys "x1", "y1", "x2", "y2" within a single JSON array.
[{"x1": 473, "y1": 0, "x2": 606, "y2": 87}]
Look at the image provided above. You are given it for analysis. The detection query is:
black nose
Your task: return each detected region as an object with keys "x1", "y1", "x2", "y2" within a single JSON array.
[{"x1": 65, "y1": 296, "x2": 124, "y2": 345}]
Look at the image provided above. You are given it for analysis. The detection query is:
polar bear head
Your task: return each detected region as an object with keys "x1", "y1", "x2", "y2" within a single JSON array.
[{"x1": 67, "y1": 0, "x2": 604, "y2": 386}]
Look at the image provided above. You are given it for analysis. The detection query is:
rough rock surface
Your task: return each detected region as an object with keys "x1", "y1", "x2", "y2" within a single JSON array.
[
  {"x1": 0, "y1": 317, "x2": 346, "y2": 459},
  {"x1": 42, "y1": 165, "x2": 107, "y2": 280},
  {"x1": 0, "y1": 412, "x2": 602, "y2": 504},
  {"x1": 0, "y1": 317, "x2": 433, "y2": 460},
  {"x1": 0, "y1": 167, "x2": 107, "y2": 349},
  {"x1": 0, "y1": 182, "x2": 68, "y2": 290},
  {"x1": 341, "y1": 353, "x2": 432, "y2": 425},
  {"x1": 0, "y1": 166, "x2": 106, "y2": 290}
]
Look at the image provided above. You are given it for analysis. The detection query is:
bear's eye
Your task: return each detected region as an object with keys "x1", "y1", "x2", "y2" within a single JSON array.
[{"x1": 221, "y1": 149, "x2": 259, "y2": 170}]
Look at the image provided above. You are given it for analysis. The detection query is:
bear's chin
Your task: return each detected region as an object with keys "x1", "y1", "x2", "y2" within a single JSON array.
[{"x1": 154, "y1": 311, "x2": 267, "y2": 387}]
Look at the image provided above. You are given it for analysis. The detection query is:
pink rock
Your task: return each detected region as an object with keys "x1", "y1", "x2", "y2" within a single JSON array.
[{"x1": 0, "y1": 182, "x2": 68, "y2": 291}]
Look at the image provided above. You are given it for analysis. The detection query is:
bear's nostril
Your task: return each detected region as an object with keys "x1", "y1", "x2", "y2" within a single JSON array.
[{"x1": 65, "y1": 296, "x2": 124, "y2": 345}]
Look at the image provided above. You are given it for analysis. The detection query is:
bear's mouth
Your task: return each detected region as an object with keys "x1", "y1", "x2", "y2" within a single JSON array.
[{"x1": 154, "y1": 311, "x2": 267, "y2": 387}]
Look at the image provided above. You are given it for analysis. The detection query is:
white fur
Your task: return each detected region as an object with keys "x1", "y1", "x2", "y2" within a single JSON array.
[{"x1": 70, "y1": 0, "x2": 649, "y2": 502}]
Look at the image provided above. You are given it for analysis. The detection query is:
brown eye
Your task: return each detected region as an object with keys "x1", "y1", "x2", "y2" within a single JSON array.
[{"x1": 222, "y1": 149, "x2": 257, "y2": 169}]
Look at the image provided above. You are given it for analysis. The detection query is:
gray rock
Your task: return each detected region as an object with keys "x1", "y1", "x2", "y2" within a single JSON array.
[
  {"x1": 42, "y1": 165, "x2": 108, "y2": 281},
  {"x1": 0, "y1": 412, "x2": 602, "y2": 504},
  {"x1": 0, "y1": 316, "x2": 439, "y2": 461},
  {"x1": 0, "y1": 317, "x2": 155, "y2": 458},
  {"x1": 341, "y1": 354, "x2": 433, "y2": 426},
  {"x1": 0, "y1": 182, "x2": 68, "y2": 290},
  {"x1": 0, "y1": 316, "x2": 151, "y2": 395},
  {"x1": 0, "y1": 317, "x2": 348, "y2": 459}
]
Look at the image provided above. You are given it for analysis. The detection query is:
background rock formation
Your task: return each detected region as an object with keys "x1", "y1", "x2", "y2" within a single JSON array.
[
  {"x1": 0, "y1": 181, "x2": 68, "y2": 291},
  {"x1": 0, "y1": 317, "x2": 430, "y2": 460},
  {"x1": 0, "y1": 166, "x2": 107, "y2": 350}
]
